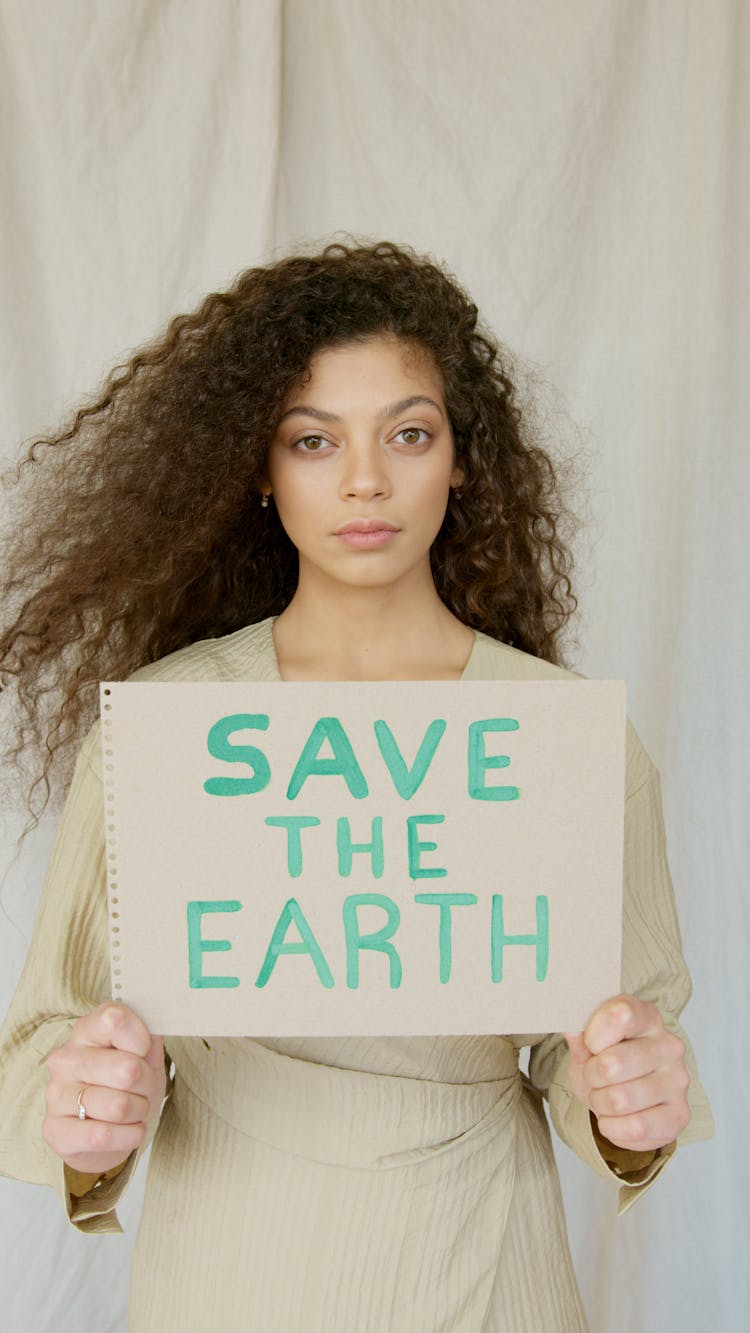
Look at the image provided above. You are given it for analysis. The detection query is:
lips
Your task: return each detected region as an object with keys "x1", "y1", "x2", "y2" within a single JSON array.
[
  {"x1": 334, "y1": 519, "x2": 400, "y2": 535},
  {"x1": 334, "y1": 519, "x2": 401, "y2": 550}
]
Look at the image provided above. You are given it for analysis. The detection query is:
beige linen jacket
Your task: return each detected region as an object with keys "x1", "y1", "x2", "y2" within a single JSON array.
[{"x1": 0, "y1": 620, "x2": 714, "y2": 1332}]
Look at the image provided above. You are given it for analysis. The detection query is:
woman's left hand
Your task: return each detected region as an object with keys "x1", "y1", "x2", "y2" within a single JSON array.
[{"x1": 564, "y1": 994, "x2": 691, "y2": 1153}]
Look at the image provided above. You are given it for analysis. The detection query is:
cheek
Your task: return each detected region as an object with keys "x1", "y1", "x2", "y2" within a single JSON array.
[
  {"x1": 265, "y1": 445, "x2": 286, "y2": 491},
  {"x1": 408, "y1": 478, "x2": 452, "y2": 546},
  {"x1": 267, "y1": 455, "x2": 303, "y2": 514},
  {"x1": 419, "y1": 462, "x2": 454, "y2": 510},
  {"x1": 268, "y1": 469, "x2": 328, "y2": 550}
]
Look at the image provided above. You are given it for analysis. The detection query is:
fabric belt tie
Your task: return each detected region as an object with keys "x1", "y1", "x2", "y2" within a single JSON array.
[{"x1": 168, "y1": 1035, "x2": 523, "y2": 1171}]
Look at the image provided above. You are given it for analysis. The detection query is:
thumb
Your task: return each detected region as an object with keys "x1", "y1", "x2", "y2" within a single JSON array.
[
  {"x1": 145, "y1": 1033, "x2": 166, "y2": 1071},
  {"x1": 563, "y1": 1031, "x2": 590, "y2": 1066}
]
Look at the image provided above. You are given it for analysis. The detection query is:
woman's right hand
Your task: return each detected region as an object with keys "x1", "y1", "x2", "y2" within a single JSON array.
[{"x1": 43, "y1": 1002, "x2": 167, "y2": 1175}]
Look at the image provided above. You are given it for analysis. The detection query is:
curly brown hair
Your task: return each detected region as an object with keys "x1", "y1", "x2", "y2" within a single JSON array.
[{"x1": 1, "y1": 238, "x2": 578, "y2": 821}]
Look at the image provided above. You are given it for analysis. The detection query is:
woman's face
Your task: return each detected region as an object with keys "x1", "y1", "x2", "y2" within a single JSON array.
[{"x1": 265, "y1": 335, "x2": 463, "y2": 595}]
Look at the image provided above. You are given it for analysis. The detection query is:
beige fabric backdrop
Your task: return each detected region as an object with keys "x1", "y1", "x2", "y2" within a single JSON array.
[{"x1": 1, "y1": 2, "x2": 746, "y2": 1329}]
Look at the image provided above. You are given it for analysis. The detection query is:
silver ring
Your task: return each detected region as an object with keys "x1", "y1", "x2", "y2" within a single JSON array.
[{"x1": 76, "y1": 1087, "x2": 91, "y2": 1121}]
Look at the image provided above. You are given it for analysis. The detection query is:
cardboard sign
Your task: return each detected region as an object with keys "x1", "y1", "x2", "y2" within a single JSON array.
[{"x1": 100, "y1": 680, "x2": 625, "y2": 1035}]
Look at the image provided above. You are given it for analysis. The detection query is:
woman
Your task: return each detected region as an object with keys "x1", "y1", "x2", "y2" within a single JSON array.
[{"x1": 0, "y1": 240, "x2": 712, "y2": 1330}]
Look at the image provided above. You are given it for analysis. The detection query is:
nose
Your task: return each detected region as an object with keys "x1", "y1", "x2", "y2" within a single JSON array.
[{"x1": 338, "y1": 439, "x2": 391, "y2": 501}]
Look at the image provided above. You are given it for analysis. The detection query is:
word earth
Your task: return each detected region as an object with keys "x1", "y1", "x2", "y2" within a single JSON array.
[{"x1": 187, "y1": 893, "x2": 550, "y2": 990}]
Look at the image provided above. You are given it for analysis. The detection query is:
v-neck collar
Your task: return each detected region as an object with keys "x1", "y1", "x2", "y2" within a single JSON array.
[{"x1": 261, "y1": 616, "x2": 481, "y2": 683}]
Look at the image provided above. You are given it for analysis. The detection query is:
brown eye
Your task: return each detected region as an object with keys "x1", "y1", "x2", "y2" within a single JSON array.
[
  {"x1": 295, "y1": 435, "x2": 326, "y2": 452},
  {"x1": 395, "y1": 427, "x2": 430, "y2": 446}
]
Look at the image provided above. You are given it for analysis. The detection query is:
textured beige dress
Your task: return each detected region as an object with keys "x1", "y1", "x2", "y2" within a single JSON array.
[{"x1": 0, "y1": 619, "x2": 714, "y2": 1331}]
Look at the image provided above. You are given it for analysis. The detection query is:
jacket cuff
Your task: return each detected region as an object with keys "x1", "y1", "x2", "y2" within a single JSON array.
[
  {"x1": 64, "y1": 1146, "x2": 142, "y2": 1233},
  {"x1": 548, "y1": 1070, "x2": 677, "y2": 1215},
  {"x1": 62, "y1": 1049, "x2": 174, "y2": 1232}
]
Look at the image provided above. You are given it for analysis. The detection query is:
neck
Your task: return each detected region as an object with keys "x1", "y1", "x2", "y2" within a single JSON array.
[{"x1": 273, "y1": 563, "x2": 473, "y2": 680}]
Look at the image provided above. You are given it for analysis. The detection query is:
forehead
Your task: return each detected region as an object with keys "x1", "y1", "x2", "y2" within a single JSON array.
[{"x1": 286, "y1": 336, "x2": 444, "y2": 402}]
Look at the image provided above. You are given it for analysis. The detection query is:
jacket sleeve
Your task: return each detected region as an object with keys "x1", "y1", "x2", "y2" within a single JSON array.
[
  {"x1": 527, "y1": 721, "x2": 714, "y2": 1215},
  {"x1": 0, "y1": 720, "x2": 171, "y2": 1234}
]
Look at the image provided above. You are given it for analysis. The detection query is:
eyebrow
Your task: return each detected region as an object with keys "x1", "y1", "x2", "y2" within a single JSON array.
[{"x1": 277, "y1": 395, "x2": 445, "y2": 425}]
